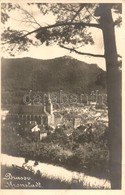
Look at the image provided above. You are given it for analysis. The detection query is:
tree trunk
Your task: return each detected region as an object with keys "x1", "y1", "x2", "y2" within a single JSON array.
[{"x1": 100, "y1": 4, "x2": 122, "y2": 189}]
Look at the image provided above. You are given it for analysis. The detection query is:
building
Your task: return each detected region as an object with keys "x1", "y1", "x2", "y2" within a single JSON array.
[
  {"x1": 7, "y1": 93, "x2": 54, "y2": 127},
  {"x1": 62, "y1": 112, "x2": 83, "y2": 130}
]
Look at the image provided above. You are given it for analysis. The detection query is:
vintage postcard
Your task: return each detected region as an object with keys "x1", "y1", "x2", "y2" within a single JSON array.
[{"x1": 0, "y1": 0, "x2": 124, "y2": 194}]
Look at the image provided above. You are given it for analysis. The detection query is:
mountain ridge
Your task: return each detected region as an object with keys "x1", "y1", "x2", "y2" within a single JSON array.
[{"x1": 1, "y1": 56, "x2": 106, "y2": 94}]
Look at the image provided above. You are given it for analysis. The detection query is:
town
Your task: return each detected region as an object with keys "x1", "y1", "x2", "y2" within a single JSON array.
[{"x1": 1, "y1": 90, "x2": 108, "y2": 142}]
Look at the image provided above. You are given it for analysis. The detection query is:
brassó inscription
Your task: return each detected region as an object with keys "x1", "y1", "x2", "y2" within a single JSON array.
[{"x1": 3, "y1": 172, "x2": 42, "y2": 189}]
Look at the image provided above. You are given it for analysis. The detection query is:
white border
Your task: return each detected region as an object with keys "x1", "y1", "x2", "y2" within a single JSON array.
[{"x1": 0, "y1": 0, "x2": 125, "y2": 194}]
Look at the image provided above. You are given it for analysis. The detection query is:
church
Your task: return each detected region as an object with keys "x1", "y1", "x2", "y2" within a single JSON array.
[{"x1": 8, "y1": 93, "x2": 55, "y2": 128}]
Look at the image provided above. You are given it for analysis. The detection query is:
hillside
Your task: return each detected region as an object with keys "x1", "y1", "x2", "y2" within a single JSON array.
[{"x1": 1, "y1": 56, "x2": 106, "y2": 94}]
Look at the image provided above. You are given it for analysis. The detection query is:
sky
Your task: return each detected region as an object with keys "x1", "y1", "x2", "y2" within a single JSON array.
[{"x1": 1, "y1": 3, "x2": 123, "y2": 71}]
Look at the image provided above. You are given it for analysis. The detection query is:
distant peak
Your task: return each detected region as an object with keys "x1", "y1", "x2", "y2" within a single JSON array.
[{"x1": 63, "y1": 55, "x2": 74, "y2": 59}]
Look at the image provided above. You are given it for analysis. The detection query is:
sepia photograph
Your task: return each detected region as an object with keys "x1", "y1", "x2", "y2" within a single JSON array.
[{"x1": 0, "y1": 1, "x2": 123, "y2": 191}]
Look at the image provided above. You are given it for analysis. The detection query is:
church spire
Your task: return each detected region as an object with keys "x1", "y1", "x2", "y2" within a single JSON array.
[{"x1": 44, "y1": 93, "x2": 53, "y2": 115}]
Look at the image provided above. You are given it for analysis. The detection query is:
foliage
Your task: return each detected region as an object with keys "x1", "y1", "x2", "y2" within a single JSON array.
[
  {"x1": 73, "y1": 143, "x2": 109, "y2": 175},
  {"x1": 1, "y1": 3, "x2": 18, "y2": 24},
  {"x1": 2, "y1": 119, "x2": 109, "y2": 178},
  {"x1": 1, "y1": 3, "x2": 122, "y2": 55},
  {"x1": 42, "y1": 129, "x2": 71, "y2": 147},
  {"x1": 72, "y1": 123, "x2": 108, "y2": 147},
  {"x1": 1, "y1": 29, "x2": 38, "y2": 56}
]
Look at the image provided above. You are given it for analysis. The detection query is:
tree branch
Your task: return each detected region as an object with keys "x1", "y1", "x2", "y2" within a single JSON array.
[
  {"x1": 117, "y1": 54, "x2": 122, "y2": 58},
  {"x1": 85, "y1": 7, "x2": 99, "y2": 23},
  {"x1": 19, "y1": 6, "x2": 42, "y2": 27},
  {"x1": 59, "y1": 45, "x2": 121, "y2": 59},
  {"x1": 21, "y1": 21, "x2": 101, "y2": 38},
  {"x1": 113, "y1": 18, "x2": 122, "y2": 26},
  {"x1": 64, "y1": 5, "x2": 85, "y2": 41},
  {"x1": 59, "y1": 44, "x2": 105, "y2": 58},
  {"x1": 70, "y1": 4, "x2": 85, "y2": 23}
]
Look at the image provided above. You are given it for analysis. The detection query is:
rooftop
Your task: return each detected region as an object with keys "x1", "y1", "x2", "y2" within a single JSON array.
[{"x1": 9, "y1": 104, "x2": 46, "y2": 116}]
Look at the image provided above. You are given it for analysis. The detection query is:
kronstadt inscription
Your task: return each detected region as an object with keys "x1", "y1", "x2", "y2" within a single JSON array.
[{"x1": 3, "y1": 172, "x2": 42, "y2": 189}]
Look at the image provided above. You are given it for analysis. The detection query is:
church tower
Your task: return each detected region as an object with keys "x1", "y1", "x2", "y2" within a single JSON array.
[
  {"x1": 44, "y1": 93, "x2": 54, "y2": 127},
  {"x1": 44, "y1": 93, "x2": 53, "y2": 115}
]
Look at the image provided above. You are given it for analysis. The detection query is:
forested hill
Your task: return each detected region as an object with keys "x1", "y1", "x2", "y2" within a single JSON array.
[{"x1": 1, "y1": 56, "x2": 106, "y2": 93}]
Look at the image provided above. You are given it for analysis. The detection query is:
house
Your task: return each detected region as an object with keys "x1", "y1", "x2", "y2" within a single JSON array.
[{"x1": 62, "y1": 112, "x2": 83, "y2": 130}]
